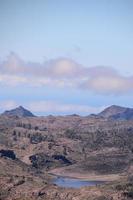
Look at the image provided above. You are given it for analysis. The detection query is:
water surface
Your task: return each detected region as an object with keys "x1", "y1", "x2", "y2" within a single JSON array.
[{"x1": 53, "y1": 176, "x2": 105, "y2": 188}]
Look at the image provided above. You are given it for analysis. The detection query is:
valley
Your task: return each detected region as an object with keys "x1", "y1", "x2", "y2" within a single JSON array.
[{"x1": 0, "y1": 105, "x2": 133, "y2": 199}]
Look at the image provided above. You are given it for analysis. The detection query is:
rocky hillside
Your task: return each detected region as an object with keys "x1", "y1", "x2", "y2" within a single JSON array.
[
  {"x1": 98, "y1": 105, "x2": 133, "y2": 120},
  {"x1": 1, "y1": 106, "x2": 35, "y2": 118},
  {"x1": 0, "y1": 105, "x2": 133, "y2": 199}
]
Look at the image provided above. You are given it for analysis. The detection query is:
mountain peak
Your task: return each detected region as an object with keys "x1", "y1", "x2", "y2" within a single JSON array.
[
  {"x1": 107, "y1": 105, "x2": 125, "y2": 109},
  {"x1": 98, "y1": 105, "x2": 133, "y2": 120},
  {"x1": 1, "y1": 106, "x2": 35, "y2": 118},
  {"x1": 17, "y1": 106, "x2": 25, "y2": 110},
  {"x1": 98, "y1": 105, "x2": 127, "y2": 118}
]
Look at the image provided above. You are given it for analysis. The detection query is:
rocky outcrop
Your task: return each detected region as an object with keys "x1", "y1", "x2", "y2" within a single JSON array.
[{"x1": 0, "y1": 149, "x2": 16, "y2": 160}]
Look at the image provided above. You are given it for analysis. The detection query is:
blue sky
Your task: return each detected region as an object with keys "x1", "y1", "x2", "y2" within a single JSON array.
[{"x1": 0, "y1": 0, "x2": 133, "y2": 115}]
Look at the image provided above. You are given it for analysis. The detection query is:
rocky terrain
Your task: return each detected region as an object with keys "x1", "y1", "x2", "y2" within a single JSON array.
[{"x1": 0, "y1": 105, "x2": 133, "y2": 199}]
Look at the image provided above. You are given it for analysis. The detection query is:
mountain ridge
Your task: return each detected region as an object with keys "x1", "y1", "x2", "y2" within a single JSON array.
[
  {"x1": 1, "y1": 106, "x2": 35, "y2": 117},
  {"x1": 98, "y1": 105, "x2": 133, "y2": 120},
  {"x1": 1, "y1": 104, "x2": 133, "y2": 120}
]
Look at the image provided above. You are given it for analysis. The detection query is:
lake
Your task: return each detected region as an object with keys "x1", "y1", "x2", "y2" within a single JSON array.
[{"x1": 53, "y1": 176, "x2": 105, "y2": 188}]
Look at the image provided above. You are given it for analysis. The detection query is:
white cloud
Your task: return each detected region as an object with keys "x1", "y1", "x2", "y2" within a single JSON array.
[
  {"x1": 0, "y1": 74, "x2": 28, "y2": 86},
  {"x1": 82, "y1": 75, "x2": 133, "y2": 95},
  {"x1": 47, "y1": 59, "x2": 75, "y2": 77},
  {"x1": 1, "y1": 52, "x2": 26, "y2": 74},
  {"x1": 0, "y1": 52, "x2": 133, "y2": 95}
]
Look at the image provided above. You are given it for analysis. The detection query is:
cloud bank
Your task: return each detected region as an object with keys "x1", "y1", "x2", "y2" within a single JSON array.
[{"x1": 0, "y1": 52, "x2": 133, "y2": 95}]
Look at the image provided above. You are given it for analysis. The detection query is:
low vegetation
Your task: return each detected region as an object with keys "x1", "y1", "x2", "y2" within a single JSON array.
[{"x1": 0, "y1": 105, "x2": 133, "y2": 199}]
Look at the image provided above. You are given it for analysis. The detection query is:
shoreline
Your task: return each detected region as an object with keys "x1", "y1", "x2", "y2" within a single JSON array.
[{"x1": 48, "y1": 167, "x2": 122, "y2": 181}]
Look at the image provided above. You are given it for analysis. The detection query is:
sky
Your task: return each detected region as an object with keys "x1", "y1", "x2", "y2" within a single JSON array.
[{"x1": 0, "y1": 0, "x2": 133, "y2": 115}]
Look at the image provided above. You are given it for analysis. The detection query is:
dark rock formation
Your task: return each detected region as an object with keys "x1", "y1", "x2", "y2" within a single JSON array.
[
  {"x1": 52, "y1": 154, "x2": 72, "y2": 165},
  {"x1": 29, "y1": 153, "x2": 72, "y2": 169},
  {"x1": 1, "y1": 106, "x2": 35, "y2": 117},
  {"x1": 0, "y1": 149, "x2": 16, "y2": 160}
]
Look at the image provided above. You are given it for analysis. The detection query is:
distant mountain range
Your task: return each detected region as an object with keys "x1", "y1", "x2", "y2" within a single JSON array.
[
  {"x1": 1, "y1": 106, "x2": 35, "y2": 117},
  {"x1": 1, "y1": 105, "x2": 133, "y2": 120}
]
